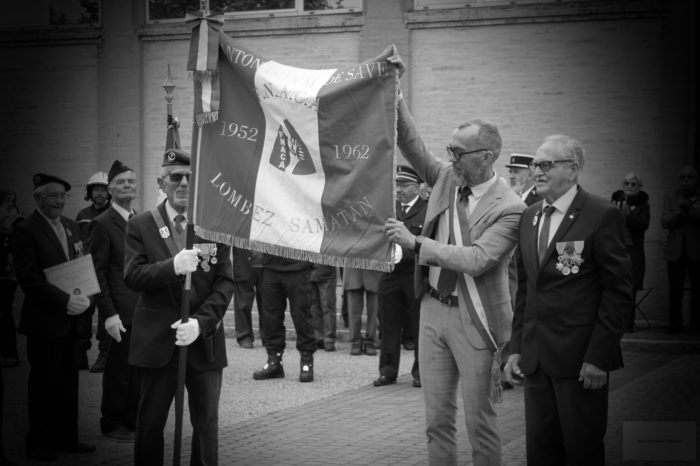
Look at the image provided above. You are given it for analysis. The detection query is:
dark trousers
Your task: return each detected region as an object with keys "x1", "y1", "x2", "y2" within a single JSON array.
[
  {"x1": 100, "y1": 328, "x2": 138, "y2": 433},
  {"x1": 233, "y1": 268, "x2": 264, "y2": 344},
  {"x1": 261, "y1": 268, "x2": 315, "y2": 354},
  {"x1": 524, "y1": 365, "x2": 609, "y2": 466},
  {"x1": 0, "y1": 280, "x2": 18, "y2": 360},
  {"x1": 310, "y1": 276, "x2": 337, "y2": 344},
  {"x1": 667, "y1": 255, "x2": 700, "y2": 328},
  {"x1": 25, "y1": 334, "x2": 80, "y2": 450},
  {"x1": 134, "y1": 354, "x2": 222, "y2": 466},
  {"x1": 377, "y1": 271, "x2": 419, "y2": 380}
]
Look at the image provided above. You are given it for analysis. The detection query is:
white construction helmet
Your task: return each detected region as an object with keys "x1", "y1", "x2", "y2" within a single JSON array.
[{"x1": 84, "y1": 171, "x2": 109, "y2": 201}]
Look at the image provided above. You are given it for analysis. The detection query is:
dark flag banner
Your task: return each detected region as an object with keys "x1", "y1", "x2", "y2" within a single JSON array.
[{"x1": 187, "y1": 17, "x2": 398, "y2": 272}]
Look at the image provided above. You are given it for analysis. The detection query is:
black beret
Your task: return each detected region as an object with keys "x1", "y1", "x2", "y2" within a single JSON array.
[
  {"x1": 396, "y1": 165, "x2": 422, "y2": 184},
  {"x1": 108, "y1": 160, "x2": 134, "y2": 184},
  {"x1": 162, "y1": 149, "x2": 191, "y2": 167},
  {"x1": 32, "y1": 173, "x2": 71, "y2": 192}
]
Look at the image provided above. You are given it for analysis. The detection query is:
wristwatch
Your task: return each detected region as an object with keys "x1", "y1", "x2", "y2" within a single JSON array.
[{"x1": 413, "y1": 236, "x2": 423, "y2": 254}]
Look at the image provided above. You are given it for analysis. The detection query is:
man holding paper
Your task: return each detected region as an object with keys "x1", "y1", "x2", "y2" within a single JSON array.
[
  {"x1": 12, "y1": 173, "x2": 96, "y2": 461},
  {"x1": 124, "y1": 150, "x2": 234, "y2": 465}
]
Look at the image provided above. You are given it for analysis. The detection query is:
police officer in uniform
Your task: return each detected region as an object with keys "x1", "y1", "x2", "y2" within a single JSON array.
[{"x1": 374, "y1": 165, "x2": 427, "y2": 387}]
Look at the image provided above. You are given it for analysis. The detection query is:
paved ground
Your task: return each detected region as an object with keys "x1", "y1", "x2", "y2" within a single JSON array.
[{"x1": 2, "y1": 309, "x2": 699, "y2": 465}]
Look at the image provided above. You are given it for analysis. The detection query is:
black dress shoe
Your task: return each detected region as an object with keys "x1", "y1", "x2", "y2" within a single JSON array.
[
  {"x1": 373, "y1": 375, "x2": 396, "y2": 387},
  {"x1": 26, "y1": 446, "x2": 56, "y2": 462},
  {"x1": 54, "y1": 442, "x2": 96, "y2": 453},
  {"x1": 412, "y1": 376, "x2": 422, "y2": 388}
]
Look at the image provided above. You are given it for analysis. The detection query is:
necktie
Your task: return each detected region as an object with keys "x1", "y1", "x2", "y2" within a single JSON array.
[
  {"x1": 52, "y1": 218, "x2": 69, "y2": 258},
  {"x1": 538, "y1": 205, "x2": 556, "y2": 264},
  {"x1": 401, "y1": 204, "x2": 409, "y2": 216},
  {"x1": 458, "y1": 186, "x2": 472, "y2": 205},
  {"x1": 128, "y1": 212, "x2": 134, "y2": 220},
  {"x1": 173, "y1": 214, "x2": 186, "y2": 235},
  {"x1": 437, "y1": 187, "x2": 469, "y2": 296}
]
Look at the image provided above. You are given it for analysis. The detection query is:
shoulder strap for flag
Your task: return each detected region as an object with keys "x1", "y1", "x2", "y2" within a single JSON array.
[
  {"x1": 449, "y1": 187, "x2": 504, "y2": 403},
  {"x1": 150, "y1": 208, "x2": 180, "y2": 257}
]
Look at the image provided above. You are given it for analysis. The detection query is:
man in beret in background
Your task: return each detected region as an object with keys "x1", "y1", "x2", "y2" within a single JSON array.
[
  {"x1": 12, "y1": 173, "x2": 95, "y2": 461},
  {"x1": 124, "y1": 149, "x2": 234, "y2": 464},
  {"x1": 88, "y1": 160, "x2": 139, "y2": 443}
]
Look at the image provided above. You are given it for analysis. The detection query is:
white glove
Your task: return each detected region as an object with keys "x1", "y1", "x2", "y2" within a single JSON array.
[
  {"x1": 171, "y1": 318, "x2": 200, "y2": 346},
  {"x1": 393, "y1": 243, "x2": 403, "y2": 264},
  {"x1": 66, "y1": 294, "x2": 90, "y2": 315},
  {"x1": 173, "y1": 248, "x2": 201, "y2": 275},
  {"x1": 105, "y1": 314, "x2": 126, "y2": 342}
]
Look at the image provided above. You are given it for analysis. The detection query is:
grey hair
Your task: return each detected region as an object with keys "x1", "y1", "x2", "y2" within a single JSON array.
[
  {"x1": 34, "y1": 182, "x2": 66, "y2": 195},
  {"x1": 457, "y1": 119, "x2": 502, "y2": 159},
  {"x1": 541, "y1": 134, "x2": 585, "y2": 169}
]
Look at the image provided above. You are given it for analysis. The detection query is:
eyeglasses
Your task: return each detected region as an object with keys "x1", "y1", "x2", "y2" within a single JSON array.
[
  {"x1": 167, "y1": 173, "x2": 191, "y2": 183},
  {"x1": 528, "y1": 160, "x2": 573, "y2": 173},
  {"x1": 446, "y1": 146, "x2": 489, "y2": 161},
  {"x1": 41, "y1": 192, "x2": 70, "y2": 200},
  {"x1": 623, "y1": 181, "x2": 638, "y2": 187}
]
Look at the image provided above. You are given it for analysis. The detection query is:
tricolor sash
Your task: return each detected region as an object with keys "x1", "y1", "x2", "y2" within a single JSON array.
[{"x1": 449, "y1": 186, "x2": 504, "y2": 403}]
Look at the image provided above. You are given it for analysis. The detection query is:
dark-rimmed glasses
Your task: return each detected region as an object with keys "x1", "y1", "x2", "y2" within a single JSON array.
[
  {"x1": 623, "y1": 181, "x2": 638, "y2": 187},
  {"x1": 167, "y1": 173, "x2": 191, "y2": 183},
  {"x1": 528, "y1": 160, "x2": 573, "y2": 173},
  {"x1": 446, "y1": 146, "x2": 489, "y2": 161}
]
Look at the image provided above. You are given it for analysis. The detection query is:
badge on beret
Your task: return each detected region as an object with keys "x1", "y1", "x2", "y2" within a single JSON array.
[
  {"x1": 167, "y1": 151, "x2": 176, "y2": 162},
  {"x1": 159, "y1": 226, "x2": 170, "y2": 239}
]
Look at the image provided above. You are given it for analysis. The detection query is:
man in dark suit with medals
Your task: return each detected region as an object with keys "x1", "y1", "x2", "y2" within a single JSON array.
[
  {"x1": 505, "y1": 135, "x2": 632, "y2": 465},
  {"x1": 373, "y1": 165, "x2": 427, "y2": 388},
  {"x1": 124, "y1": 150, "x2": 234, "y2": 465},
  {"x1": 13, "y1": 173, "x2": 95, "y2": 461},
  {"x1": 88, "y1": 160, "x2": 139, "y2": 442}
]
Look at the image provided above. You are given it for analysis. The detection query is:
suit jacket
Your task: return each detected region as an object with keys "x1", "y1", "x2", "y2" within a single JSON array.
[
  {"x1": 88, "y1": 206, "x2": 139, "y2": 326},
  {"x1": 124, "y1": 201, "x2": 234, "y2": 370},
  {"x1": 523, "y1": 187, "x2": 540, "y2": 207},
  {"x1": 661, "y1": 187, "x2": 700, "y2": 261},
  {"x1": 12, "y1": 210, "x2": 88, "y2": 337},
  {"x1": 511, "y1": 189, "x2": 632, "y2": 378},
  {"x1": 396, "y1": 98, "x2": 525, "y2": 348}
]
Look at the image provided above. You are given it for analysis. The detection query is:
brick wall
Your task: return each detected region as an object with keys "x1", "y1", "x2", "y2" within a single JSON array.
[
  {"x1": 1, "y1": 42, "x2": 99, "y2": 218},
  {"x1": 404, "y1": 18, "x2": 692, "y2": 320}
]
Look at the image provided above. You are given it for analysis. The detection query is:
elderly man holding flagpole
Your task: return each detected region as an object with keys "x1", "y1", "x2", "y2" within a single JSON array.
[{"x1": 124, "y1": 149, "x2": 234, "y2": 465}]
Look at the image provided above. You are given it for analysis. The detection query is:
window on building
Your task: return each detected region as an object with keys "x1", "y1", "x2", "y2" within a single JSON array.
[
  {"x1": 414, "y1": 0, "x2": 556, "y2": 9},
  {"x1": 1, "y1": 0, "x2": 100, "y2": 28},
  {"x1": 148, "y1": 0, "x2": 362, "y2": 22}
]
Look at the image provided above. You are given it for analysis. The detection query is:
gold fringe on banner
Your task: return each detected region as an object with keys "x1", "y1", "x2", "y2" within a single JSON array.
[{"x1": 195, "y1": 226, "x2": 394, "y2": 273}]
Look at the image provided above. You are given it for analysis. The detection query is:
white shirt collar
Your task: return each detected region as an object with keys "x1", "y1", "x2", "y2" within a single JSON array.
[
  {"x1": 521, "y1": 184, "x2": 536, "y2": 201},
  {"x1": 467, "y1": 170, "x2": 498, "y2": 201},
  {"x1": 545, "y1": 184, "x2": 578, "y2": 215},
  {"x1": 111, "y1": 203, "x2": 133, "y2": 222},
  {"x1": 402, "y1": 194, "x2": 419, "y2": 210}
]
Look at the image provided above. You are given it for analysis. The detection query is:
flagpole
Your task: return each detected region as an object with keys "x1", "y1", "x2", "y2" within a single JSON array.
[{"x1": 173, "y1": 1, "x2": 210, "y2": 464}]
